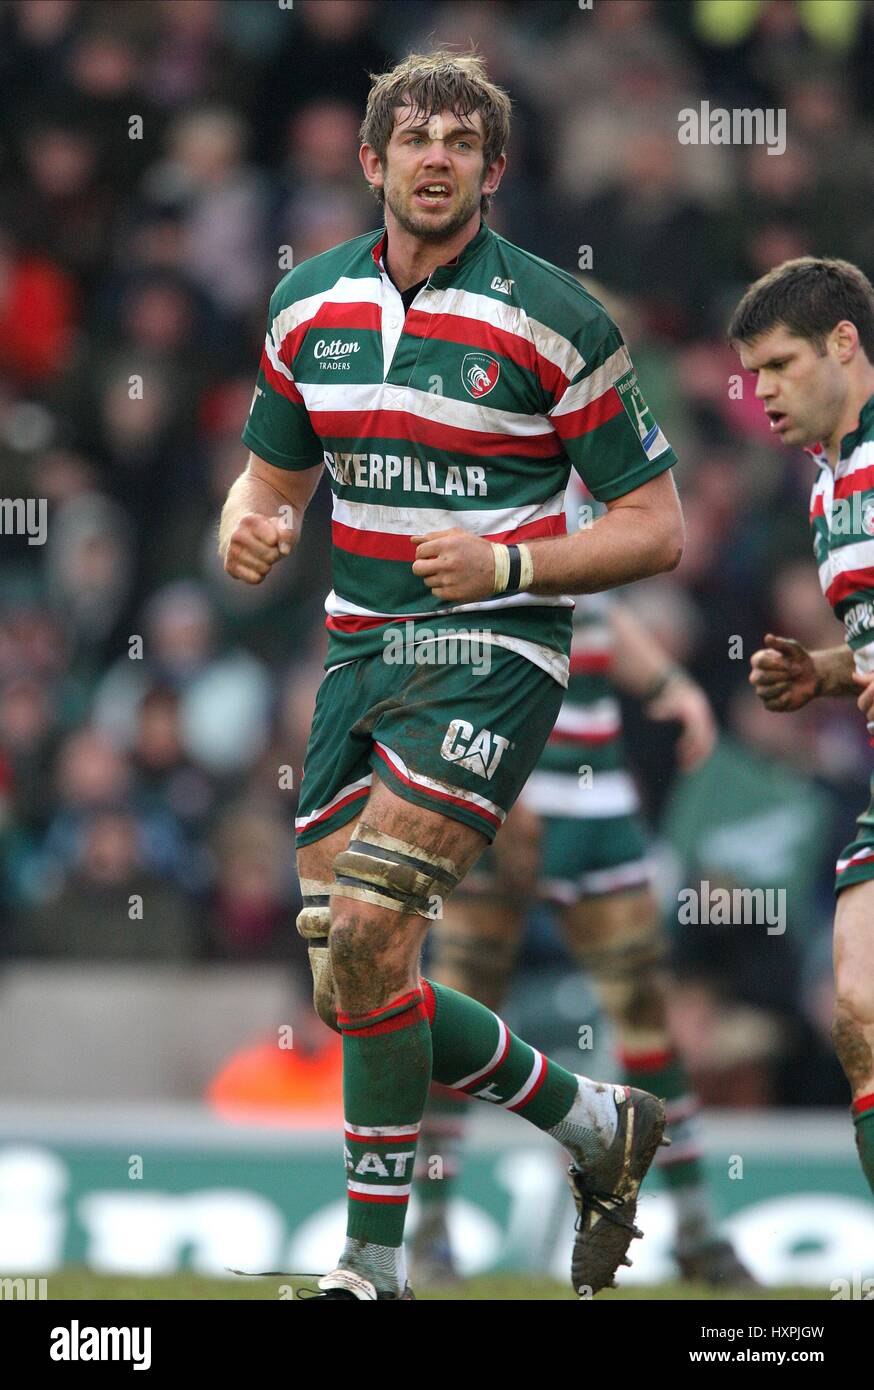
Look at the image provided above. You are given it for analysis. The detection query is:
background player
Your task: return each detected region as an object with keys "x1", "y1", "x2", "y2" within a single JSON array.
[
  {"x1": 219, "y1": 50, "x2": 685, "y2": 1299},
  {"x1": 732, "y1": 257, "x2": 874, "y2": 1196}
]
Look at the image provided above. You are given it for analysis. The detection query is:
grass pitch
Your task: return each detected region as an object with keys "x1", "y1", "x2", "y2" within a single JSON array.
[{"x1": 35, "y1": 1270, "x2": 826, "y2": 1301}]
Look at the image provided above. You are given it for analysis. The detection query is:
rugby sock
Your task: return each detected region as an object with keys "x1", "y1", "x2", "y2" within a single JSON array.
[
  {"x1": 620, "y1": 1043, "x2": 715, "y2": 1249},
  {"x1": 415, "y1": 914, "x2": 519, "y2": 1235},
  {"x1": 423, "y1": 978, "x2": 618, "y2": 1163},
  {"x1": 337, "y1": 986, "x2": 432, "y2": 1292},
  {"x1": 852, "y1": 1091, "x2": 874, "y2": 1194}
]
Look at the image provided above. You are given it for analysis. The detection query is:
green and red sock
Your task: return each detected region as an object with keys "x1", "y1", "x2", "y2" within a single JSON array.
[
  {"x1": 852, "y1": 1091, "x2": 874, "y2": 1195},
  {"x1": 423, "y1": 977, "x2": 575, "y2": 1123},
  {"x1": 337, "y1": 987, "x2": 432, "y2": 1290},
  {"x1": 422, "y1": 978, "x2": 618, "y2": 1162}
]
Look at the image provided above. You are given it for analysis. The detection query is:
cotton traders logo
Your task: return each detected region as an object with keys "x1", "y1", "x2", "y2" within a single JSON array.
[
  {"x1": 314, "y1": 338, "x2": 359, "y2": 359},
  {"x1": 462, "y1": 353, "x2": 500, "y2": 399}
]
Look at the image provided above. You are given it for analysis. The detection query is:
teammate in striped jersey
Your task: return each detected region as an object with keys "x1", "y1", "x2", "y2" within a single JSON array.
[
  {"x1": 731, "y1": 257, "x2": 874, "y2": 1197},
  {"x1": 220, "y1": 51, "x2": 685, "y2": 1299}
]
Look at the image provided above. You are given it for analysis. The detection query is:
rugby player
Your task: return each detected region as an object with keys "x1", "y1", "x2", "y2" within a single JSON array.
[
  {"x1": 411, "y1": 561, "x2": 751, "y2": 1286},
  {"x1": 731, "y1": 257, "x2": 874, "y2": 1196},
  {"x1": 220, "y1": 51, "x2": 685, "y2": 1299}
]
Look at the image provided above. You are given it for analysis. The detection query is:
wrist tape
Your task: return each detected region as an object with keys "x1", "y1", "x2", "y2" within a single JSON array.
[{"x1": 492, "y1": 542, "x2": 533, "y2": 595}]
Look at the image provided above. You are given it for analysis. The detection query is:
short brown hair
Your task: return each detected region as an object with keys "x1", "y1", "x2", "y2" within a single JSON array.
[
  {"x1": 359, "y1": 49, "x2": 512, "y2": 215},
  {"x1": 728, "y1": 256, "x2": 874, "y2": 360}
]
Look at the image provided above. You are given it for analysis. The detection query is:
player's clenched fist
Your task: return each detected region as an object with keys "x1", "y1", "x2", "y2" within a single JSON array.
[
  {"x1": 749, "y1": 632, "x2": 820, "y2": 712},
  {"x1": 224, "y1": 512, "x2": 295, "y2": 585},
  {"x1": 411, "y1": 527, "x2": 497, "y2": 602}
]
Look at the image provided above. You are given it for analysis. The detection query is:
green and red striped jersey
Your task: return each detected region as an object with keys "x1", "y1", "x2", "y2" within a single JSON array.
[
  {"x1": 242, "y1": 219, "x2": 677, "y2": 686},
  {"x1": 533, "y1": 471, "x2": 626, "y2": 774},
  {"x1": 521, "y1": 583, "x2": 643, "y2": 821},
  {"x1": 536, "y1": 596, "x2": 626, "y2": 772},
  {"x1": 809, "y1": 394, "x2": 874, "y2": 666}
]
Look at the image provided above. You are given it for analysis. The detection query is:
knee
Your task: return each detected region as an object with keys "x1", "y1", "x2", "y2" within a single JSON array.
[
  {"x1": 328, "y1": 907, "x2": 392, "y2": 977},
  {"x1": 833, "y1": 965, "x2": 874, "y2": 1027},
  {"x1": 432, "y1": 928, "x2": 518, "y2": 1013},
  {"x1": 585, "y1": 932, "x2": 669, "y2": 1028},
  {"x1": 598, "y1": 968, "x2": 668, "y2": 1030},
  {"x1": 328, "y1": 909, "x2": 371, "y2": 972},
  {"x1": 832, "y1": 1003, "x2": 874, "y2": 1089},
  {"x1": 328, "y1": 904, "x2": 419, "y2": 1014}
]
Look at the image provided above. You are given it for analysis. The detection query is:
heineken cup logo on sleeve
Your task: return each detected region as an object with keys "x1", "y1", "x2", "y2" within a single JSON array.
[{"x1": 614, "y1": 370, "x2": 670, "y2": 462}]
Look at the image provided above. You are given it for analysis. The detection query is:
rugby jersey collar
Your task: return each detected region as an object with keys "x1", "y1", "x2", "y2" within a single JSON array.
[
  {"x1": 805, "y1": 392, "x2": 874, "y2": 473},
  {"x1": 369, "y1": 218, "x2": 492, "y2": 287},
  {"x1": 837, "y1": 391, "x2": 874, "y2": 462}
]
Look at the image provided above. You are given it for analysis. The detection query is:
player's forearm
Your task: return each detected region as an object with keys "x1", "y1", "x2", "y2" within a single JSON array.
[
  {"x1": 811, "y1": 644, "x2": 858, "y2": 697},
  {"x1": 218, "y1": 455, "x2": 318, "y2": 561},
  {"x1": 219, "y1": 475, "x2": 290, "y2": 560},
  {"x1": 524, "y1": 506, "x2": 683, "y2": 597},
  {"x1": 609, "y1": 602, "x2": 682, "y2": 698}
]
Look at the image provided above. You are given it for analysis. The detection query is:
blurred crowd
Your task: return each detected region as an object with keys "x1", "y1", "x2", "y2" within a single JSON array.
[{"x1": 2, "y1": 0, "x2": 874, "y2": 1106}]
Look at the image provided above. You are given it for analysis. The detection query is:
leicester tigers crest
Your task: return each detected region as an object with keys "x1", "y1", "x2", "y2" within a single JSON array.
[{"x1": 461, "y1": 352, "x2": 500, "y2": 399}]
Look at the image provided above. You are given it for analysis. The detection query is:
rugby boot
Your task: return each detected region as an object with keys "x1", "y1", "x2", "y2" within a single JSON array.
[
  {"x1": 567, "y1": 1084, "x2": 667, "y2": 1296},
  {"x1": 301, "y1": 1268, "x2": 415, "y2": 1300}
]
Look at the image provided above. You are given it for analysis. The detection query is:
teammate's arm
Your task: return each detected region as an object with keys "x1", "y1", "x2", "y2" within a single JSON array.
[
  {"x1": 609, "y1": 601, "x2": 684, "y2": 697},
  {"x1": 609, "y1": 602, "x2": 716, "y2": 769},
  {"x1": 749, "y1": 633, "x2": 856, "y2": 710},
  {"x1": 814, "y1": 644, "x2": 860, "y2": 696},
  {"x1": 220, "y1": 451, "x2": 323, "y2": 584}
]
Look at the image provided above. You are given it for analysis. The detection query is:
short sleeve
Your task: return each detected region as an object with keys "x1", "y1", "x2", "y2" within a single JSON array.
[
  {"x1": 548, "y1": 318, "x2": 676, "y2": 501},
  {"x1": 241, "y1": 286, "x2": 325, "y2": 471}
]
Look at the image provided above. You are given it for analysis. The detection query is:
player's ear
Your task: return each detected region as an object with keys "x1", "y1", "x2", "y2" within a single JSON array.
[
  {"x1": 832, "y1": 319, "x2": 860, "y2": 363},
  {"x1": 482, "y1": 151, "x2": 506, "y2": 197},
  {"x1": 359, "y1": 144, "x2": 384, "y2": 193}
]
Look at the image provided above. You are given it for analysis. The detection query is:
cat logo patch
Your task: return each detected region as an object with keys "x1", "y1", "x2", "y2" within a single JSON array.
[
  {"x1": 440, "y1": 719, "x2": 509, "y2": 780},
  {"x1": 462, "y1": 353, "x2": 500, "y2": 399}
]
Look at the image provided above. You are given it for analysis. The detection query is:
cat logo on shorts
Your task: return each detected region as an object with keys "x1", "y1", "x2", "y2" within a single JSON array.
[
  {"x1": 461, "y1": 353, "x2": 500, "y2": 399},
  {"x1": 440, "y1": 719, "x2": 509, "y2": 779}
]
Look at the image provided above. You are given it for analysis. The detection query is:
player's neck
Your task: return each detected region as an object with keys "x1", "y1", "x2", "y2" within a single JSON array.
[
  {"x1": 823, "y1": 366, "x2": 874, "y2": 465},
  {"x1": 382, "y1": 209, "x2": 482, "y2": 292}
]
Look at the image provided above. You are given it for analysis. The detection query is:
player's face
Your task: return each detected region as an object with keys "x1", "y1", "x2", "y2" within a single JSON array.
[
  {"x1": 378, "y1": 105, "x2": 500, "y2": 242},
  {"x1": 738, "y1": 325, "x2": 846, "y2": 448}
]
